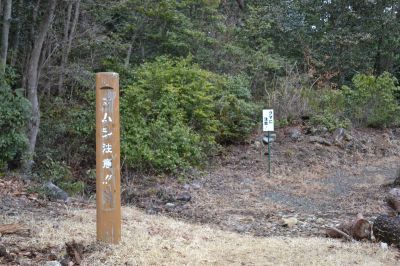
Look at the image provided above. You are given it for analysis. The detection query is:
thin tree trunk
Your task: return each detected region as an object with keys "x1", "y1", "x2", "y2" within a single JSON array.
[
  {"x1": 30, "y1": 0, "x2": 41, "y2": 46},
  {"x1": 24, "y1": 0, "x2": 57, "y2": 173},
  {"x1": 374, "y1": 25, "x2": 384, "y2": 75},
  {"x1": 124, "y1": 43, "x2": 132, "y2": 67},
  {"x1": 10, "y1": 0, "x2": 23, "y2": 67},
  {"x1": 58, "y1": 0, "x2": 80, "y2": 94},
  {"x1": 0, "y1": 0, "x2": 12, "y2": 75},
  {"x1": 67, "y1": 0, "x2": 80, "y2": 56},
  {"x1": 58, "y1": 1, "x2": 73, "y2": 95}
]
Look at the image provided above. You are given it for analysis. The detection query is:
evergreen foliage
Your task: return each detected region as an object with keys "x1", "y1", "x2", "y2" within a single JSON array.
[
  {"x1": 121, "y1": 57, "x2": 257, "y2": 172},
  {"x1": 307, "y1": 72, "x2": 400, "y2": 129},
  {"x1": 0, "y1": 81, "x2": 30, "y2": 170},
  {"x1": 1, "y1": 0, "x2": 400, "y2": 178},
  {"x1": 342, "y1": 73, "x2": 400, "y2": 128}
]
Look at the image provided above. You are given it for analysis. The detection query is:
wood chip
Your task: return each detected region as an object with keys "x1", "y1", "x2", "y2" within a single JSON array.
[{"x1": 0, "y1": 223, "x2": 30, "y2": 235}]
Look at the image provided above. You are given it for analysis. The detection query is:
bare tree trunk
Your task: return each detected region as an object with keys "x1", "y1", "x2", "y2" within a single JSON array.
[
  {"x1": 57, "y1": 1, "x2": 72, "y2": 94},
  {"x1": 24, "y1": 0, "x2": 57, "y2": 173},
  {"x1": 124, "y1": 43, "x2": 132, "y2": 67},
  {"x1": 10, "y1": 0, "x2": 23, "y2": 67},
  {"x1": 67, "y1": 0, "x2": 80, "y2": 56},
  {"x1": 58, "y1": 0, "x2": 80, "y2": 94},
  {"x1": 30, "y1": 0, "x2": 41, "y2": 45},
  {"x1": 0, "y1": 0, "x2": 12, "y2": 75}
]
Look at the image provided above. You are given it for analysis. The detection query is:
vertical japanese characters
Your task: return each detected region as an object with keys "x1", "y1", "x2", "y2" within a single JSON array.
[
  {"x1": 262, "y1": 109, "x2": 274, "y2": 132},
  {"x1": 96, "y1": 73, "x2": 121, "y2": 244},
  {"x1": 100, "y1": 90, "x2": 116, "y2": 210}
]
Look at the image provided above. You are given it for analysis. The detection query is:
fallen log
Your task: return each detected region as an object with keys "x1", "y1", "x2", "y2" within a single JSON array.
[
  {"x1": 326, "y1": 213, "x2": 371, "y2": 241},
  {"x1": 325, "y1": 226, "x2": 354, "y2": 242},
  {"x1": 373, "y1": 214, "x2": 400, "y2": 246}
]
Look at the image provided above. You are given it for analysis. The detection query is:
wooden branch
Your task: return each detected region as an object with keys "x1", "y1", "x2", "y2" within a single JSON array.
[{"x1": 326, "y1": 226, "x2": 355, "y2": 242}]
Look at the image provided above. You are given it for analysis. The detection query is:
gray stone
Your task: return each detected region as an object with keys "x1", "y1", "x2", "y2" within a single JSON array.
[
  {"x1": 344, "y1": 131, "x2": 353, "y2": 141},
  {"x1": 281, "y1": 217, "x2": 298, "y2": 228},
  {"x1": 0, "y1": 244, "x2": 7, "y2": 257},
  {"x1": 235, "y1": 224, "x2": 251, "y2": 233},
  {"x1": 332, "y1": 128, "x2": 353, "y2": 143},
  {"x1": 309, "y1": 136, "x2": 332, "y2": 146},
  {"x1": 42, "y1": 261, "x2": 62, "y2": 266},
  {"x1": 240, "y1": 178, "x2": 254, "y2": 185},
  {"x1": 262, "y1": 136, "x2": 275, "y2": 144},
  {"x1": 391, "y1": 128, "x2": 400, "y2": 140},
  {"x1": 332, "y1": 128, "x2": 346, "y2": 143},
  {"x1": 176, "y1": 193, "x2": 191, "y2": 202},
  {"x1": 42, "y1": 181, "x2": 69, "y2": 202},
  {"x1": 320, "y1": 127, "x2": 328, "y2": 134},
  {"x1": 191, "y1": 182, "x2": 201, "y2": 190},
  {"x1": 316, "y1": 218, "x2": 325, "y2": 224},
  {"x1": 254, "y1": 141, "x2": 261, "y2": 149},
  {"x1": 288, "y1": 127, "x2": 302, "y2": 141},
  {"x1": 389, "y1": 188, "x2": 400, "y2": 198},
  {"x1": 17, "y1": 258, "x2": 32, "y2": 266},
  {"x1": 165, "y1": 203, "x2": 175, "y2": 208}
]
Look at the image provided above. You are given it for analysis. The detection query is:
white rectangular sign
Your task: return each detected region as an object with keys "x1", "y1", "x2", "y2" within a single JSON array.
[{"x1": 263, "y1": 109, "x2": 274, "y2": 132}]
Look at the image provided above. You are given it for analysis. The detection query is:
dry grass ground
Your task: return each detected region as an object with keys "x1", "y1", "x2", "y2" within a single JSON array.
[{"x1": 1, "y1": 206, "x2": 398, "y2": 266}]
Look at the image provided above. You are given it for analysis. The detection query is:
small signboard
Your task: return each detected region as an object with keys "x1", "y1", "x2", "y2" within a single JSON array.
[{"x1": 263, "y1": 109, "x2": 274, "y2": 132}]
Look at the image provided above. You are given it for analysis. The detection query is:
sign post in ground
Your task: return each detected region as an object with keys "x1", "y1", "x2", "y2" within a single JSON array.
[
  {"x1": 262, "y1": 109, "x2": 274, "y2": 176},
  {"x1": 96, "y1": 72, "x2": 121, "y2": 244}
]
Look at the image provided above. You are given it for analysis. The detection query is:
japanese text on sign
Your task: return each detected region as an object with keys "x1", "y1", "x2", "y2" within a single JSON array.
[
  {"x1": 262, "y1": 109, "x2": 274, "y2": 132},
  {"x1": 100, "y1": 92, "x2": 116, "y2": 210},
  {"x1": 96, "y1": 72, "x2": 121, "y2": 244}
]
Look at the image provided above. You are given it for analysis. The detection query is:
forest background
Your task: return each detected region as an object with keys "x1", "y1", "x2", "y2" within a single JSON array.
[{"x1": 0, "y1": 0, "x2": 400, "y2": 195}]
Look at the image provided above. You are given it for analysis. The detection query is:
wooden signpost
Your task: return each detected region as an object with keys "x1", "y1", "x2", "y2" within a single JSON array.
[{"x1": 96, "y1": 72, "x2": 121, "y2": 244}]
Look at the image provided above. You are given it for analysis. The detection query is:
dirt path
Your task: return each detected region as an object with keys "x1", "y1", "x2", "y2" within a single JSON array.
[{"x1": 125, "y1": 128, "x2": 400, "y2": 237}]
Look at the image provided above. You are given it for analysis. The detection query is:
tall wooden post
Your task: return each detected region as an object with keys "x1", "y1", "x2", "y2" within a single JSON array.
[{"x1": 96, "y1": 72, "x2": 121, "y2": 244}]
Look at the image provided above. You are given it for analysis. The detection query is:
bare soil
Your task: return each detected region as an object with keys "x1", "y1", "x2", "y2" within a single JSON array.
[
  {"x1": 1, "y1": 127, "x2": 400, "y2": 265},
  {"x1": 123, "y1": 127, "x2": 400, "y2": 237}
]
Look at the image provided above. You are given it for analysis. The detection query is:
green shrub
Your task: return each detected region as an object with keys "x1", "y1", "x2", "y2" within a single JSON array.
[
  {"x1": 216, "y1": 74, "x2": 259, "y2": 143},
  {"x1": 35, "y1": 91, "x2": 95, "y2": 192},
  {"x1": 306, "y1": 72, "x2": 400, "y2": 130},
  {"x1": 37, "y1": 92, "x2": 95, "y2": 170},
  {"x1": 121, "y1": 57, "x2": 257, "y2": 172},
  {"x1": 307, "y1": 88, "x2": 350, "y2": 131},
  {"x1": 0, "y1": 83, "x2": 30, "y2": 169},
  {"x1": 342, "y1": 72, "x2": 400, "y2": 128},
  {"x1": 32, "y1": 156, "x2": 85, "y2": 196}
]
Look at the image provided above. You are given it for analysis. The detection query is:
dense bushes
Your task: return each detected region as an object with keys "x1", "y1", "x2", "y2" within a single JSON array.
[
  {"x1": 341, "y1": 73, "x2": 399, "y2": 127},
  {"x1": 307, "y1": 72, "x2": 399, "y2": 130},
  {"x1": 121, "y1": 57, "x2": 257, "y2": 172},
  {"x1": 307, "y1": 89, "x2": 350, "y2": 131},
  {"x1": 35, "y1": 93, "x2": 95, "y2": 193},
  {"x1": 0, "y1": 83, "x2": 30, "y2": 170}
]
